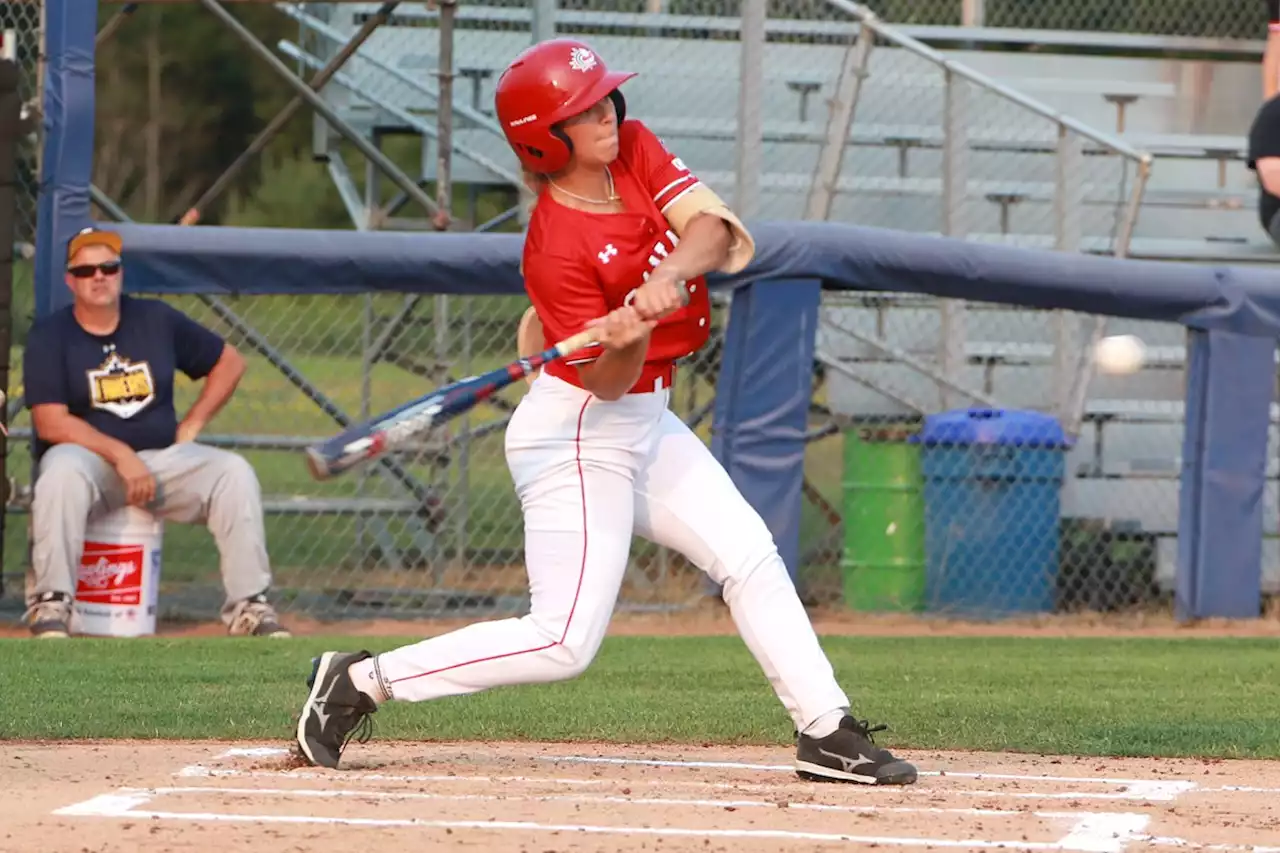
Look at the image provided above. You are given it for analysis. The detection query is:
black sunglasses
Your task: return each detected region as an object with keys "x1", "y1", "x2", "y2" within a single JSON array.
[{"x1": 67, "y1": 261, "x2": 122, "y2": 279}]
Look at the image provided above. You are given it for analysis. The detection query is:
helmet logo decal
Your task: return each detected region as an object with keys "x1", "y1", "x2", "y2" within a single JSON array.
[{"x1": 569, "y1": 47, "x2": 598, "y2": 73}]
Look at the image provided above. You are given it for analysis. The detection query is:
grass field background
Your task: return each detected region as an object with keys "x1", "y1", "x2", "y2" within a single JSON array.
[{"x1": 2, "y1": 635, "x2": 1279, "y2": 759}]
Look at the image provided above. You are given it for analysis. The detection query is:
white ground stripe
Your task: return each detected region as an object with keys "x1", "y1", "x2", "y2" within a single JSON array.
[
  {"x1": 543, "y1": 754, "x2": 1182, "y2": 785},
  {"x1": 53, "y1": 792, "x2": 154, "y2": 816},
  {"x1": 140, "y1": 784, "x2": 1156, "y2": 851},
  {"x1": 111, "y1": 783, "x2": 1139, "y2": 822},
  {"x1": 45, "y1": 802, "x2": 1126, "y2": 851},
  {"x1": 1139, "y1": 837, "x2": 1280, "y2": 853},
  {"x1": 1058, "y1": 813, "x2": 1151, "y2": 853},
  {"x1": 172, "y1": 762, "x2": 1193, "y2": 801},
  {"x1": 198, "y1": 746, "x2": 1206, "y2": 803},
  {"x1": 202, "y1": 746, "x2": 1271, "y2": 799},
  {"x1": 542, "y1": 755, "x2": 1198, "y2": 801}
]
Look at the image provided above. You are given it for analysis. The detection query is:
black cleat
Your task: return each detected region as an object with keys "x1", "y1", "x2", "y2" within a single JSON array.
[
  {"x1": 294, "y1": 651, "x2": 378, "y2": 769},
  {"x1": 795, "y1": 715, "x2": 918, "y2": 785}
]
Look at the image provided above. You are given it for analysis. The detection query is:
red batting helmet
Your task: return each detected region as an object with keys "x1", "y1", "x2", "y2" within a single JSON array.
[{"x1": 494, "y1": 38, "x2": 636, "y2": 175}]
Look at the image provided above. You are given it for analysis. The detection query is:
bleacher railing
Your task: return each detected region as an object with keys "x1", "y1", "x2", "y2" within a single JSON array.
[{"x1": 806, "y1": 0, "x2": 1151, "y2": 440}]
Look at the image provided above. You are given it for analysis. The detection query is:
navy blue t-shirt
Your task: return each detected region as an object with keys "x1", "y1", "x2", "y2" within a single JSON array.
[{"x1": 23, "y1": 295, "x2": 226, "y2": 460}]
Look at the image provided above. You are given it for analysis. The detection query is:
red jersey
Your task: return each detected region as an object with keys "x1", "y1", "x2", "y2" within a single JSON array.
[{"x1": 521, "y1": 119, "x2": 714, "y2": 394}]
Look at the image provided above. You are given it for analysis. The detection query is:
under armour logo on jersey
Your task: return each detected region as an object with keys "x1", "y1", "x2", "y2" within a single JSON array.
[
  {"x1": 598, "y1": 243, "x2": 618, "y2": 264},
  {"x1": 569, "y1": 47, "x2": 597, "y2": 73}
]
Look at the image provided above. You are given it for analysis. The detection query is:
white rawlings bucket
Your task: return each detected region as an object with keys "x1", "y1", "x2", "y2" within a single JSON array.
[{"x1": 72, "y1": 507, "x2": 164, "y2": 638}]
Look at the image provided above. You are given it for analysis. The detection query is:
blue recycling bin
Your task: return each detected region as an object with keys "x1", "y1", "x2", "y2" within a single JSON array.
[{"x1": 910, "y1": 408, "x2": 1072, "y2": 616}]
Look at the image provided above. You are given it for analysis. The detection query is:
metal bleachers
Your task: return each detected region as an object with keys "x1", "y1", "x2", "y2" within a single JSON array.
[
  {"x1": 282, "y1": 4, "x2": 1277, "y2": 264},
  {"x1": 281, "y1": 5, "x2": 1280, "y2": 592}
]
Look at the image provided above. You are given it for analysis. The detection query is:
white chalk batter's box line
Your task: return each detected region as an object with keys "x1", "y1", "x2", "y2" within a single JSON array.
[
  {"x1": 53, "y1": 783, "x2": 1154, "y2": 852},
  {"x1": 49, "y1": 746, "x2": 1280, "y2": 853},
  {"x1": 57, "y1": 780, "x2": 1280, "y2": 853},
  {"x1": 179, "y1": 747, "x2": 1210, "y2": 803}
]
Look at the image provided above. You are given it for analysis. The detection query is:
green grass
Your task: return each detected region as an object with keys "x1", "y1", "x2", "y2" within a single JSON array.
[{"x1": 3, "y1": 635, "x2": 1280, "y2": 758}]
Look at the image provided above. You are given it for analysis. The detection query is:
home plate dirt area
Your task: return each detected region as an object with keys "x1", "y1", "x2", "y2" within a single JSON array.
[{"x1": 7, "y1": 741, "x2": 1280, "y2": 853}]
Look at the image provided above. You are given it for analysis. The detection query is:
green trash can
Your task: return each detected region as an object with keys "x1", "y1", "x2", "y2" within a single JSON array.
[{"x1": 840, "y1": 425, "x2": 926, "y2": 612}]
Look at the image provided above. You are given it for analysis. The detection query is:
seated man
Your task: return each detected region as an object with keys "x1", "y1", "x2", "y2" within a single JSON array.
[{"x1": 21, "y1": 226, "x2": 289, "y2": 638}]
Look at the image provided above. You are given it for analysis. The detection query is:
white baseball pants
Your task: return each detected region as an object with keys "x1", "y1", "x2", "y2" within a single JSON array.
[
  {"x1": 27, "y1": 442, "x2": 274, "y2": 617},
  {"x1": 376, "y1": 371, "x2": 850, "y2": 733}
]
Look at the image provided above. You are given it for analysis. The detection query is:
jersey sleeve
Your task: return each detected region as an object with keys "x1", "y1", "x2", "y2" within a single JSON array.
[
  {"x1": 521, "y1": 248, "x2": 608, "y2": 367},
  {"x1": 622, "y1": 120, "x2": 756, "y2": 274},
  {"x1": 22, "y1": 320, "x2": 69, "y2": 408},
  {"x1": 623, "y1": 120, "x2": 704, "y2": 217},
  {"x1": 165, "y1": 303, "x2": 226, "y2": 379}
]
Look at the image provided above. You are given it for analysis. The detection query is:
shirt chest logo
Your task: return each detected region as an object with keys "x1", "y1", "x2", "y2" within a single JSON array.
[{"x1": 87, "y1": 350, "x2": 156, "y2": 419}]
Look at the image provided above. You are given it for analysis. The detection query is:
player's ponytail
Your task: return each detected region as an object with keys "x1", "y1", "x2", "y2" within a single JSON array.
[
  {"x1": 521, "y1": 169, "x2": 548, "y2": 195},
  {"x1": 520, "y1": 169, "x2": 549, "y2": 218}
]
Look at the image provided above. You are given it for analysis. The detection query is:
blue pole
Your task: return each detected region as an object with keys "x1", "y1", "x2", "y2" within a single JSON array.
[{"x1": 34, "y1": 0, "x2": 97, "y2": 318}]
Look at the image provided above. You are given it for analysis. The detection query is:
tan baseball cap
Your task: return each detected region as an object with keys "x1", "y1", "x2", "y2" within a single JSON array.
[{"x1": 66, "y1": 226, "x2": 122, "y2": 263}]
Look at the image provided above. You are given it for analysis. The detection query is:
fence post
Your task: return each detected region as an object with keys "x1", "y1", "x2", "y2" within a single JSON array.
[
  {"x1": 1052, "y1": 125, "x2": 1084, "y2": 420},
  {"x1": 939, "y1": 70, "x2": 969, "y2": 412},
  {"x1": 711, "y1": 279, "x2": 823, "y2": 586},
  {"x1": 531, "y1": 0, "x2": 556, "y2": 43},
  {"x1": 735, "y1": 0, "x2": 765, "y2": 220},
  {"x1": 34, "y1": 0, "x2": 95, "y2": 318},
  {"x1": 1176, "y1": 328, "x2": 1276, "y2": 621}
]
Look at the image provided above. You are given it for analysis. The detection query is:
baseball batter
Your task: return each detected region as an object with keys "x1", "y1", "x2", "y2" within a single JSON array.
[{"x1": 294, "y1": 38, "x2": 917, "y2": 787}]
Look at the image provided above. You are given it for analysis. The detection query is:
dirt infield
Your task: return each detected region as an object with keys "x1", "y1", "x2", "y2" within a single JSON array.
[
  {"x1": 7, "y1": 608, "x2": 1280, "y2": 851},
  {"x1": 8, "y1": 739, "x2": 1280, "y2": 852}
]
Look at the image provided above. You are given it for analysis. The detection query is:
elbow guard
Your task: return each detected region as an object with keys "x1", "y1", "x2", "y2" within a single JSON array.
[{"x1": 662, "y1": 185, "x2": 756, "y2": 275}]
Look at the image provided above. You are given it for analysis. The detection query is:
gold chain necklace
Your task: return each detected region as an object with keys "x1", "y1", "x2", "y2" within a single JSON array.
[{"x1": 549, "y1": 167, "x2": 619, "y2": 205}]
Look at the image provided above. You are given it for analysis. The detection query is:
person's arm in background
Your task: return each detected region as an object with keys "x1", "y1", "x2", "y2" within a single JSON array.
[
  {"x1": 167, "y1": 305, "x2": 245, "y2": 443},
  {"x1": 1266, "y1": 0, "x2": 1280, "y2": 100},
  {"x1": 175, "y1": 345, "x2": 244, "y2": 443}
]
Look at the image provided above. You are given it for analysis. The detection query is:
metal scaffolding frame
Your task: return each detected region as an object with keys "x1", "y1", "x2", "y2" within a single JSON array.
[{"x1": 84, "y1": 0, "x2": 536, "y2": 579}]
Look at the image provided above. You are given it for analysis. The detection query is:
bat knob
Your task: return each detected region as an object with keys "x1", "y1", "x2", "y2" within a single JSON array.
[{"x1": 304, "y1": 447, "x2": 333, "y2": 481}]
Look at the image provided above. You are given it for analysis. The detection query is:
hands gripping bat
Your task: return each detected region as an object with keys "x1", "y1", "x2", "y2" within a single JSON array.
[{"x1": 304, "y1": 286, "x2": 688, "y2": 481}]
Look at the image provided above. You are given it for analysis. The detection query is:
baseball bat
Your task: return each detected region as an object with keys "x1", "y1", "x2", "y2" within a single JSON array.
[
  {"x1": 304, "y1": 325, "x2": 600, "y2": 481},
  {"x1": 305, "y1": 285, "x2": 690, "y2": 481}
]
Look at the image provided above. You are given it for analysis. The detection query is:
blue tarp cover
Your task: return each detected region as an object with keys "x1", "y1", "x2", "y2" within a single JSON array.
[{"x1": 104, "y1": 220, "x2": 1280, "y2": 335}]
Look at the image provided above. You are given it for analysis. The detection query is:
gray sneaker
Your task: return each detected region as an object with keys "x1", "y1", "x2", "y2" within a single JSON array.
[
  {"x1": 795, "y1": 716, "x2": 918, "y2": 785},
  {"x1": 295, "y1": 651, "x2": 378, "y2": 769},
  {"x1": 226, "y1": 594, "x2": 291, "y2": 637},
  {"x1": 25, "y1": 592, "x2": 71, "y2": 638}
]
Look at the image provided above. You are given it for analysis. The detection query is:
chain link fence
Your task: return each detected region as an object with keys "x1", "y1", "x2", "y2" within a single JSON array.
[
  {"x1": 807, "y1": 302, "x2": 1201, "y2": 618},
  {"x1": 4, "y1": 1, "x2": 1254, "y2": 628},
  {"x1": 0, "y1": 0, "x2": 42, "y2": 613},
  {"x1": 0, "y1": 1, "x2": 41, "y2": 256},
  {"x1": 3, "y1": 291, "x2": 730, "y2": 621}
]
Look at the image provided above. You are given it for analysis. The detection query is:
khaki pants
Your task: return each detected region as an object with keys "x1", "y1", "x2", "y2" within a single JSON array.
[{"x1": 26, "y1": 442, "x2": 274, "y2": 620}]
